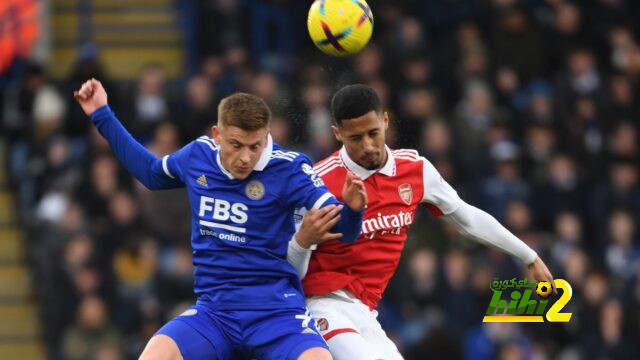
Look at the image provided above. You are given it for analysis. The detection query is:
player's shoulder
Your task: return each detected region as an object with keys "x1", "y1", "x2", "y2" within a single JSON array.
[
  {"x1": 193, "y1": 135, "x2": 220, "y2": 152},
  {"x1": 390, "y1": 148, "x2": 422, "y2": 163},
  {"x1": 268, "y1": 144, "x2": 316, "y2": 177},
  {"x1": 313, "y1": 150, "x2": 343, "y2": 176},
  {"x1": 268, "y1": 143, "x2": 309, "y2": 170},
  {"x1": 168, "y1": 136, "x2": 217, "y2": 167},
  {"x1": 270, "y1": 143, "x2": 303, "y2": 164}
]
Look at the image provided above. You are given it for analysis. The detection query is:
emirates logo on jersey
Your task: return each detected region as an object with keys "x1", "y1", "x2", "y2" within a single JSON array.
[
  {"x1": 361, "y1": 210, "x2": 414, "y2": 236},
  {"x1": 398, "y1": 183, "x2": 413, "y2": 205}
]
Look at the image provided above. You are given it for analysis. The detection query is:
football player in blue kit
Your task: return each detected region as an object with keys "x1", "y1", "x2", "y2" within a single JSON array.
[{"x1": 74, "y1": 79, "x2": 367, "y2": 360}]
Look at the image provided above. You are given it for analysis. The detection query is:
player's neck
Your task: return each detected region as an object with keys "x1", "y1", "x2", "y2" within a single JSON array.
[{"x1": 378, "y1": 148, "x2": 388, "y2": 171}]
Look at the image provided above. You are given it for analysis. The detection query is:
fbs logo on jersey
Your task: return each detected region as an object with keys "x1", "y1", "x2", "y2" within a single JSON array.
[
  {"x1": 398, "y1": 183, "x2": 413, "y2": 205},
  {"x1": 197, "y1": 174, "x2": 208, "y2": 188},
  {"x1": 198, "y1": 196, "x2": 249, "y2": 235}
]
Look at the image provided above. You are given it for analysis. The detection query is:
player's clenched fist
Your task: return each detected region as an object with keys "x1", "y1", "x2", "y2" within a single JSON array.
[
  {"x1": 342, "y1": 171, "x2": 367, "y2": 211},
  {"x1": 73, "y1": 78, "x2": 108, "y2": 116}
]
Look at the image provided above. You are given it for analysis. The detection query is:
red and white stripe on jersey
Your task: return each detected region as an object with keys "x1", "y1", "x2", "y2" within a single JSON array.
[
  {"x1": 314, "y1": 154, "x2": 343, "y2": 176},
  {"x1": 391, "y1": 149, "x2": 420, "y2": 162}
]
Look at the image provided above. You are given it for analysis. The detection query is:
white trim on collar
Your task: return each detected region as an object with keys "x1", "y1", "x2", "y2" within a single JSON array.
[
  {"x1": 216, "y1": 133, "x2": 273, "y2": 180},
  {"x1": 339, "y1": 145, "x2": 395, "y2": 180},
  {"x1": 253, "y1": 133, "x2": 273, "y2": 171}
]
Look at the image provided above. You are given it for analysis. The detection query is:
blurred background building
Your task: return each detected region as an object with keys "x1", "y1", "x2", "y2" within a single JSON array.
[{"x1": 1, "y1": 0, "x2": 640, "y2": 359}]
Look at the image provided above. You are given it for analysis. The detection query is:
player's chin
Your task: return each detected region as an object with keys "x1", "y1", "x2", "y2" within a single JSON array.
[
  {"x1": 232, "y1": 170, "x2": 251, "y2": 179},
  {"x1": 362, "y1": 161, "x2": 381, "y2": 170}
]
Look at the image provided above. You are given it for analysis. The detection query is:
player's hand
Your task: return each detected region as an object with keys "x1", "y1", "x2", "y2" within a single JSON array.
[
  {"x1": 73, "y1": 78, "x2": 108, "y2": 116},
  {"x1": 294, "y1": 205, "x2": 344, "y2": 249},
  {"x1": 528, "y1": 256, "x2": 557, "y2": 295},
  {"x1": 342, "y1": 171, "x2": 367, "y2": 211}
]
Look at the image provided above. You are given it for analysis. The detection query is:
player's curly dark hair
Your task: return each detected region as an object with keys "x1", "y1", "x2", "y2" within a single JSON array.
[
  {"x1": 218, "y1": 92, "x2": 271, "y2": 131},
  {"x1": 331, "y1": 83, "x2": 382, "y2": 125}
]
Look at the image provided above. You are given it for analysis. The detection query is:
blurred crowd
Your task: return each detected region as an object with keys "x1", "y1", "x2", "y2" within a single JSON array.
[{"x1": 2, "y1": 0, "x2": 640, "y2": 359}]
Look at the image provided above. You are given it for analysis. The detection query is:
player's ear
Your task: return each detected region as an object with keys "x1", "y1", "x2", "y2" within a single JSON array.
[
  {"x1": 212, "y1": 125, "x2": 220, "y2": 143},
  {"x1": 383, "y1": 111, "x2": 389, "y2": 131},
  {"x1": 331, "y1": 124, "x2": 342, "y2": 142}
]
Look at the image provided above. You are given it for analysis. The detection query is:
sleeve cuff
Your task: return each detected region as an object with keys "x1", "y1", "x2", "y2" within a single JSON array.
[
  {"x1": 90, "y1": 104, "x2": 113, "y2": 122},
  {"x1": 523, "y1": 249, "x2": 538, "y2": 265},
  {"x1": 344, "y1": 204, "x2": 365, "y2": 218},
  {"x1": 290, "y1": 236, "x2": 316, "y2": 252}
]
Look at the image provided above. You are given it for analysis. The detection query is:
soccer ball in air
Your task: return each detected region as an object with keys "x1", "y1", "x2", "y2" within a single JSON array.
[
  {"x1": 307, "y1": 0, "x2": 374, "y2": 57},
  {"x1": 536, "y1": 281, "x2": 553, "y2": 298}
]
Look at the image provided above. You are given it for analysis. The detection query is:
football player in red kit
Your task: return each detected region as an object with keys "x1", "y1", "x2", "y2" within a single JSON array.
[{"x1": 287, "y1": 84, "x2": 556, "y2": 360}]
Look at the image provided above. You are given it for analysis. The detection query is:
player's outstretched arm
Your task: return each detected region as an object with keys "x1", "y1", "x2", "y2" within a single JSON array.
[
  {"x1": 442, "y1": 202, "x2": 556, "y2": 293},
  {"x1": 74, "y1": 79, "x2": 184, "y2": 190},
  {"x1": 419, "y1": 156, "x2": 556, "y2": 292}
]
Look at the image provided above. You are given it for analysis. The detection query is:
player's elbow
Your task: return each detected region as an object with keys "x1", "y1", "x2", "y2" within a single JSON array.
[
  {"x1": 444, "y1": 207, "x2": 475, "y2": 236},
  {"x1": 139, "y1": 177, "x2": 163, "y2": 191}
]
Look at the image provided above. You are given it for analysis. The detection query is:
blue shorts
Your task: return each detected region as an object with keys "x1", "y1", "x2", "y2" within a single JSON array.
[{"x1": 156, "y1": 303, "x2": 328, "y2": 360}]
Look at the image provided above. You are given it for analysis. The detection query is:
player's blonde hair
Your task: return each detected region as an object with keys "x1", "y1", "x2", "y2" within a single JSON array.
[{"x1": 218, "y1": 93, "x2": 271, "y2": 131}]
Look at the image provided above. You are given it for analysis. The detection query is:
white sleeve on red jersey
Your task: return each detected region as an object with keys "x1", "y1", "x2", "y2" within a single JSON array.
[
  {"x1": 419, "y1": 156, "x2": 537, "y2": 264},
  {"x1": 420, "y1": 157, "x2": 462, "y2": 215},
  {"x1": 442, "y1": 202, "x2": 538, "y2": 265}
]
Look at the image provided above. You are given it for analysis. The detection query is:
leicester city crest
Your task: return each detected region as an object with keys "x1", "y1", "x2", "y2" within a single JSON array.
[{"x1": 246, "y1": 180, "x2": 265, "y2": 200}]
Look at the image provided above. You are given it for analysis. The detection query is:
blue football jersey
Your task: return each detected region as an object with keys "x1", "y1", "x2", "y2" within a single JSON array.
[
  {"x1": 90, "y1": 105, "x2": 361, "y2": 312},
  {"x1": 161, "y1": 134, "x2": 338, "y2": 310}
]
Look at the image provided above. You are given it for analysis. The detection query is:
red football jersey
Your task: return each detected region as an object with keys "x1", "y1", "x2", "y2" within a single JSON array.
[{"x1": 302, "y1": 146, "x2": 461, "y2": 309}]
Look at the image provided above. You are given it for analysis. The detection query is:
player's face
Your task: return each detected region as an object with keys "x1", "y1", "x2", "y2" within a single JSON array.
[
  {"x1": 212, "y1": 124, "x2": 269, "y2": 180},
  {"x1": 333, "y1": 110, "x2": 388, "y2": 170}
]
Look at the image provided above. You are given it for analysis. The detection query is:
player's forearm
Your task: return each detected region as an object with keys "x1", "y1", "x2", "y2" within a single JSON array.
[
  {"x1": 90, "y1": 105, "x2": 181, "y2": 190},
  {"x1": 443, "y1": 202, "x2": 538, "y2": 264},
  {"x1": 333, "y1": 205, "x2": 364, "y2": 243},
  {"x1": 287, "y1": 237, "x2": 312, "y2": 278}
]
